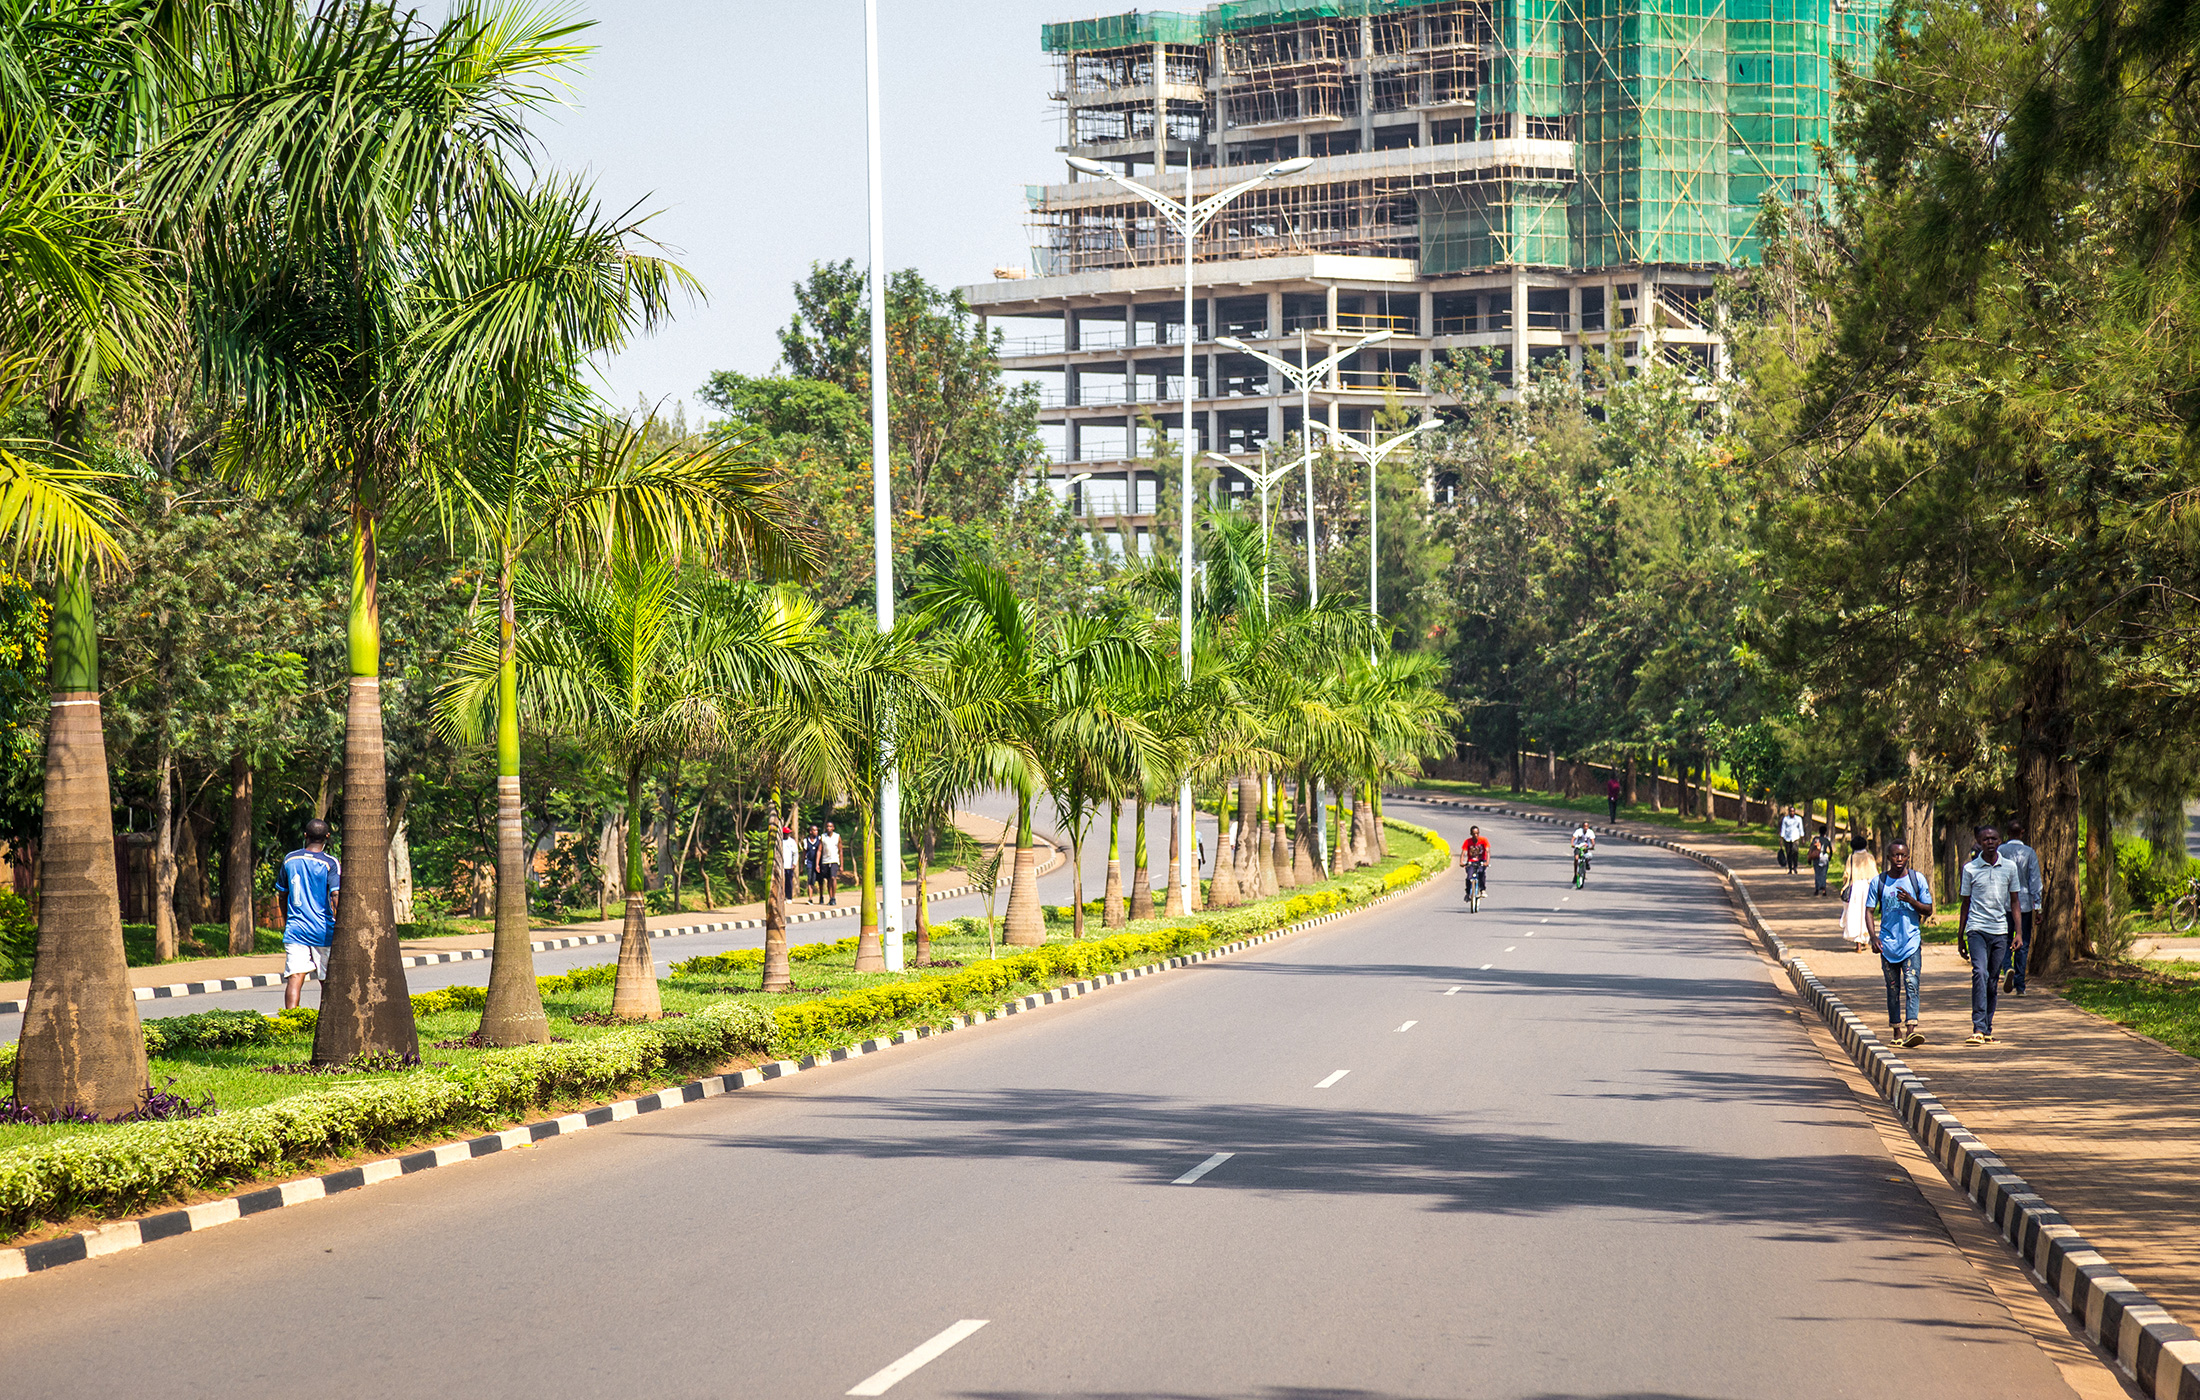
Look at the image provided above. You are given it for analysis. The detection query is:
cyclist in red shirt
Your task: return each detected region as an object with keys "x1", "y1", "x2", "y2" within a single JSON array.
[{"x1": 1460, "y1": 827, "x2": 1490, "y2": 898}]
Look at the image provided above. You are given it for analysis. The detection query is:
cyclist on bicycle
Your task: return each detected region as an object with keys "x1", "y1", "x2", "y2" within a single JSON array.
[
  {"x1": 1460, "y1": 827, "x2": 1490, "y2": 898},
  {"x1": 1570, "y1": 822, "x2": 1597, "y2": 880}
]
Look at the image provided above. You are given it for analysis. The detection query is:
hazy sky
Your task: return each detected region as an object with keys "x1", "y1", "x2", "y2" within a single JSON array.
[{"x1": 527, "y1": 2, "x2": 1068, "y2": 415}]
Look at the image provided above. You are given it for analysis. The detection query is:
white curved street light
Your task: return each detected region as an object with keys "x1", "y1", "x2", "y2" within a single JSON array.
[
  {"x1": 1203, "y1": 447, "x2": 1294, "y2": 617},
  {"x1": 1310, "y1": 418, "x2": 1442, "y2": 659},
  {"x1": 1214, "y1": 327, "x2": 1391, "y2": 608},
  {"x1": 863, "y1": 0, "x2": 902, "y2": 970},
  {"x1": 1066, "y1": 149, "x2": 1312, "y2": 906}
]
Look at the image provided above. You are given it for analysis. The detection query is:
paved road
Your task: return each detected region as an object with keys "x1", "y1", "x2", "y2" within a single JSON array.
[{"x1": 0, "y1": 801, "x2": 2088, "y2": 1398}]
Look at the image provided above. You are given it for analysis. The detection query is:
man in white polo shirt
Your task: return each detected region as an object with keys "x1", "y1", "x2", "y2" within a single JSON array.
[
  {"x1": 819, "y1": 822, "x2": 843, "y2": 906},
  {"x1": 1959, "y1": 824, "x2": 2023, "y2": 1045}
]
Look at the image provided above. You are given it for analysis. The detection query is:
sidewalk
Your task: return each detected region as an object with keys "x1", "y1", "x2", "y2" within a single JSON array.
[{"x1": 1403, "y1": 787, "x2": 2200, "y2": 1329}]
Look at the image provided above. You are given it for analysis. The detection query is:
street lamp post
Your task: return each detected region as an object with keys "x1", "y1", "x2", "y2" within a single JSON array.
[
  {"x1": 1213, "y1": 327, "x2": 1391, "y2": 606},
  {"x1": 1214, "y1": 330, "x2": 1388, "y2": 874},
  {"x1": 1203, "y1": 448, "x2": 1293, "y2": 617},
  {"x1": 1066, "y1": 149, "x2": 1310, "y2": 909},
  {"x1": 1311, "y1": 418, "x2": 1441, "y2": 660},
  {"x1": 864, "y1": 0, "x2": 901, "y2": 972}
]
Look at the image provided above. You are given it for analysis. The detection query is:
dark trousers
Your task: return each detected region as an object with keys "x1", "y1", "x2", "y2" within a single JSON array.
[
  {"x1": 1967, "y1": 931, "x2": 2009, "y2": 1033},
  {"x1": 1812, "y1": 860, "x2": 1830, "y2": 895},
  {"x1": 2006, "y1": 910, "x2": 2032, "y2": 992},
  {"x1": 1780, "y1": 839, "x2": 1798, "y2": 873},
  {"x1": 1607, "y1": 797, "x2": 1619, "y2": 821},
  {"x1": 782, "y1": 869, "x2": 794, "y2": 899}
]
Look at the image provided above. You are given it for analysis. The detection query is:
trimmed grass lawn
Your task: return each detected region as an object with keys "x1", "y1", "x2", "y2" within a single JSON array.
[
  {"x1": 2061, "y1": 962, "x2": 2200, "y2": 1060},
  {"x1": 0, "y1": 826, "x2": 1440, "y2": 1157}
]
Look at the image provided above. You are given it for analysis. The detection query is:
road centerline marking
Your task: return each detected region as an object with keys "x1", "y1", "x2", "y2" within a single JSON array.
[
  {"x1": 1444, "y1": 985, "x2": 1463, "y2": 994},
  {"x1": 1173, "y1": 1152, "x2": 1234, "y2": 1185},
  {"x1": 1480, "y1": 963, "x2": 1492, "y2": 970},
  {"x1": 847, "y1": 1319, "x2": 990, "y2": 1396},
  {"x1": 1505, "y1": 946, "x2": 1517, "y2": 952},
  {"x1": 1395, "y1": 1020, "x2": 1417, "y2": 1032},
  {"x1": 1315, "y1": 1069, "x2": 1349, "y2": 1089}
]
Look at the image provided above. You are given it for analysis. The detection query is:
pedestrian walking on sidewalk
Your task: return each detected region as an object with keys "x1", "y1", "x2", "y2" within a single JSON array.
[
  {"x1": 1959, "y1": 824, "x2": 2023, "y2": 1044},
  {"x1": 1779, "y1": 807, "x2": 1805, "y2": 874},
  {"x1": 819, "y1": 822, "x2": 843, "y2": 905},
  {"x1": 2000, "y1": 822, "x2": 2042, "y2": 996},
  {"x1": 277, "y1": 818, "x2": 340, "y2": 1011},
  {"x1": 1868, "y1": 839, "x2": 1933, "y2": 1047},
  {"x1": 801, "y1": 825, "x2": 820, "y2": 902},
  {"x1": 1809, "y1": 827, "x2": 1834, "y2": 896},
  {"x1": 778, "y1": 826, "x2": 798, "y2": 902},
  {"x1": 1839, "y1": 841, "x2": 1879, "y2": 948},
  {"x1": 1607, "y1": 774, "x2": 1623, "y2": 822}
]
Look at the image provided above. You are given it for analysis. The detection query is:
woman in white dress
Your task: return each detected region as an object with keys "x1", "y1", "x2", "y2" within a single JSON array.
[{"x1": 1839, "y1": 841, "x2": 1879, "y2": 948}]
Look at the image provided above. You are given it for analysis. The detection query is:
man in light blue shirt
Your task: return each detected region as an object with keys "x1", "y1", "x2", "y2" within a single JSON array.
[
  {"x1": 1959, "y1": 825, "x2": 2022, "y2": 1044},
  {"x1": 278, "y1": 819, "x2": 341, "y2": 1010},
  {"x1": 1867, "y1": 839, "x2": 1933, "y2": 1047},
  {"x1": 1999, "y1": 822, "x2": 2043, "y2": 995}
]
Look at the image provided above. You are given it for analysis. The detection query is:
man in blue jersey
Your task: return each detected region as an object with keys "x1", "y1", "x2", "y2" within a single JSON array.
[{"x1": 278, "y1": 819, "x2": 341, "y2": 1010}]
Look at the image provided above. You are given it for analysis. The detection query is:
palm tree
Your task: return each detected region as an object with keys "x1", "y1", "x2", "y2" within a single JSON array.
[
  {"x1": 769, "y1": 619, "x2": 945, "y2": 970},
  {"x1": 467, "y1": 554, "x2": 816, "y2": 1019},
  {"x1": 161, "y1": 1, "x2": 590, "y2": 1061},
  {"x1": 2, "y1": 52, "x2": 166, "y2": 1115},
  {"x1": 1040, "y1": 614, "x2": 1160, "y2": 938}
]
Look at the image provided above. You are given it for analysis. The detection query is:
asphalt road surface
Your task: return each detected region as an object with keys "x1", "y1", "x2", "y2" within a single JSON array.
[{"x1": 0, "y1": 800, "x2": 2092, "y2": 1399}]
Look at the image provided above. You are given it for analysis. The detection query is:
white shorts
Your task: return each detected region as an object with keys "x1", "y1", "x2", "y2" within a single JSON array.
[{"x1": 284, "y1": 942, "x2": 330, "y2": 980}]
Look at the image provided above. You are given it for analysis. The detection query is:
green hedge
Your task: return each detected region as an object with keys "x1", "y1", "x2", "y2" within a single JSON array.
[{"x1": 0, "y1": 1000, "x2": 774, "y2": 1236}]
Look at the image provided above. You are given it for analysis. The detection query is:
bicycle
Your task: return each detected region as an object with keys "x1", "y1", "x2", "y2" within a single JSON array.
[
  {"x1": 2170, "y1": 877, "x2": 2200, "y2": 934},
  {"x1": 1464, "y1": 860, "x2": 1487, "y2": 912},
  {"x1": 1572, "y1": 847, "x2": 1592, "y2": 889}
]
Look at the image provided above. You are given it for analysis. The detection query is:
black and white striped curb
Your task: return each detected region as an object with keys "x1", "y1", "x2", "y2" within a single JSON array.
[
  {"x1": 0, "y1": 883, "x2": 981, "y2": 1017},
  {"x1": 0, "y1": 840, "x2": 1447, "y2": 1283},
  {"x1": 1390, "y1": 787, "x2": 2200, "y2": 1400}
]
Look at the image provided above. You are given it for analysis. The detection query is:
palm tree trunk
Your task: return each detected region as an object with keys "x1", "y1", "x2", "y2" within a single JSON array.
[
  {"x1": 762, "y1": 793, "x2": 792, "y2": 992},
  {"x1": 1209, "y1": 809, "x2": 1240, "y2": 909},
  {"x1": 314, "y1": 513, "x2": 418, "y2": 1064},
  {"x1": 1070, "y1": 807, "x2": 1088, "y2": 939},
  {"x1": 13, "y1": 566, "x2": 146, "y2": 1118},
  {"x1": 1372, "y1": 787, "x2": 1389, "y2": 858},
  {"x1": 1102, "y1": 798, "x2": 1125, "y2": 928},
  {"x1": 611, "y1": 761, "x2": 663, "y2": 1019},
  {"x1": 1271, "y1": 798, "x2": 1294, "y2": 890},
  {"x1": 913, "y1": 825, "x2": 932, "y2": 963},
  {"x1": 1130, "y1": 799, "x2": 1154, "y2": 919},
  {"x1": 152, "y1": 733, "x2": 178, "y2": 962},
  {"x1": 1234, "y1": 772, "x2": 1260, "y2": 891},
  {"x1": 653, "y1": 768, "x2": 675, "y2": 892},
  {"x1": 227, "y1": 749, "x2": 255, "y2": 955},
  {"x1": 1004, "y1": 785, "x2": 1044, "y2": 946},
  {"x1": 1293, "y1": 772, "x2": 1320, "y2": 884},
  {"x1": 1164, "y1": 804, "x2": 1188, "y2": 917},
  {"x1": 478, "y1": 574, "x2": 548, "y2": 1046},
  {"x1": 855, "y1": 802, "x2": 884, "y2": 971}
]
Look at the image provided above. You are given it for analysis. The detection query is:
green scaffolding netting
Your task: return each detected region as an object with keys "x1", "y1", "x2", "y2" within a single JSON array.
[{"x1": 1042, "y1": 11, "x2": 1209, "y2": 51}]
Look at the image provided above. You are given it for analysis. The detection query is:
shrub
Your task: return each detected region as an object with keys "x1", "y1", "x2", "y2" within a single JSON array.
[
  {"x1": 408, "y1": 984, "x2": 488, "y2": 1017},
  {"x1": 0, "y1": 999, "x2": 775, "y2": 1237},
  {"x1": 0, "y1": 889, "x2": 35, "y2": 979},
  {"x1": 536, "y1": 962, "x2": 618, "y2": 996},
  {"x1": 2116, "y1": 837, "x2": 2199, "y2": 913}
]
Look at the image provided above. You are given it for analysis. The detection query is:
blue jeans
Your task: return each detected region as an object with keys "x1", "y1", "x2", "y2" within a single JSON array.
[
  {"x1": 2006, "y1": 911, "x2": 2032, "y2": 992},
  {"x1": 1967, "y1": 931, "x2": 2010, "y2": 1033},
  {"x1": 1881, "y1": 949, "x2": 1921, "y2": 1028}
]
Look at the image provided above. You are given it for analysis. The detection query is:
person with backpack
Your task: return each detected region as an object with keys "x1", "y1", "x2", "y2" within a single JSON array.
[{"x1": 1867, "y1": 838, "x2": 1933, "y2": 1048}]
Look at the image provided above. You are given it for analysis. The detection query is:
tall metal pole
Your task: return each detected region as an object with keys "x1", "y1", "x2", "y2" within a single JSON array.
[
  {"x1": 866, "y1": 0, "x2": 902, "y2": 971},
  {"x1": 1302, "y1": 327, "x2": 1324, "y2": 871},
  {"x1": 1301, "y1": 326, "x2": 1316, "y2": 609},
  {"x1": 1178, "y1": 148, "x2": 1198, "y2": 910},
  {"x1": 1367, "y1": 411, "x2": 1379, "y2": 664}
]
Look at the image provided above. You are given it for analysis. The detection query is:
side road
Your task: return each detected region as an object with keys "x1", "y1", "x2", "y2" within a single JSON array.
[
  {"x1": 1397, "y1": 787, "x2": 2200, "y2": 1332},
  {"x1": 0, "y1": 808, "x2": 1069, "y2": 1015}
]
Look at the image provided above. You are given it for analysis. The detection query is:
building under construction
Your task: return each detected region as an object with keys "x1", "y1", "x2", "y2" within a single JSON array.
[{"x1": 960, "y1": 0, "x2": 1886, "y2": 550}]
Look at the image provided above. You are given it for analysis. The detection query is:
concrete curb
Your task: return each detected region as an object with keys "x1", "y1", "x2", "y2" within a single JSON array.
[
  {"x1": 0, "y1": 841, "x2": 1445, "y2": 1284},
  {"x1": 0, "y1": 883, "x2": 982, "y2": 1018},
  {"x1": 1387, "y1": 788, "x2": 2200, "y2": 1400}
]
